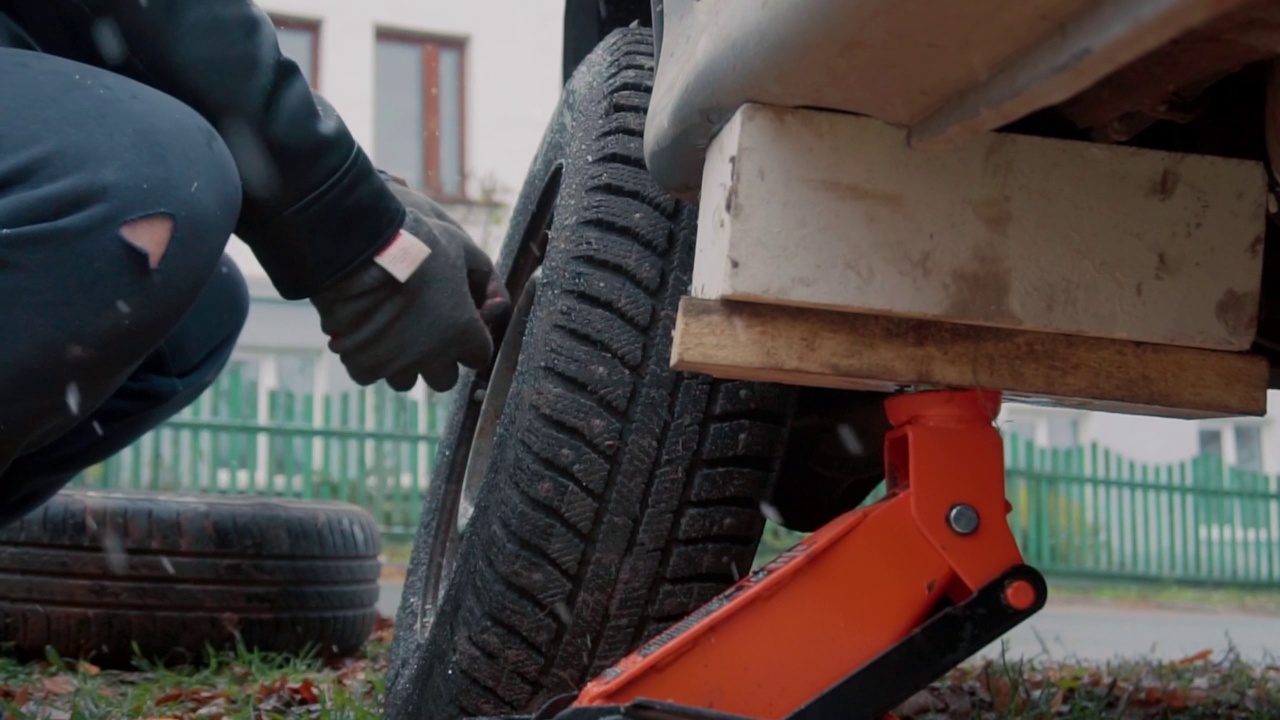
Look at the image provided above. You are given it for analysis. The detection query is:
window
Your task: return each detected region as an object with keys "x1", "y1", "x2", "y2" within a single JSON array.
[
  {"x1": 1234, "y1": 424, "x2": 1263, "y2": 472},
  {"x1": 272, "y1": 16, "x2": 320, "y2": 90},
  {"x1": 374, "y1": 31, "x2": 466, "y2": 200},
  {"x1": 1198, "y1": 428, "x2": 1223, "y2": 458}
]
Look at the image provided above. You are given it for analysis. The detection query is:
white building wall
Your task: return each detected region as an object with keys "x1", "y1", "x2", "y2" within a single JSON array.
[
  {"x1": 1001, "y1": 392, "x2": 1280, "y2": 473},
  {"x1": 229, "y1": 0, "x2": 564, "y2": 282},
  {"x1": 225, "y1": 2, "x2": 1280, "y2": 473},
  {"x1": 219, "y1": 0, "x2": 564, "y2": 399}
]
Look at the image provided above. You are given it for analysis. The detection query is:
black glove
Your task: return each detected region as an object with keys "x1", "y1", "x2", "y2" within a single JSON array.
[{"x1": 310, "y1": 185, "x2": 509, "y2": 392}]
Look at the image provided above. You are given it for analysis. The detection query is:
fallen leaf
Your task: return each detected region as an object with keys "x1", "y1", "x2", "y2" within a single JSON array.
[
  {"x1": 371, "y1": 615, "x2": 396, "y2": 643},
  {"x1": 980, "y1": 673, "x2": 1014, "y2": 711},
  {"x1": 895, "y1": 688, "x2": 943, "y2": 717},
  {"x1": 1132, "y1": 686, "x2": 1164, "y2": 707},
  {"x1": 155, "y1": 688, "x2": 230, "y2": 707},
  {"x1": 13, "y1": 686, "x2": 29, "y2": 706},
  {"x1": 291, "y1": 679, "x2": 320, "y2": 704},
  {"x1": 1185, "y1": 688, "x2": 1210, "y2": 705},
  {"x1": 939, "y1": 685, "x2": 973, "y2": 716},
  {"x1": 335, "y1": 662, "x2": 368, "y2": 683},
  {"x1": 1049, "y1": 688, "x2": 1065, "y2": 713},
  {"x1": 195, "y1": 698, "x2": 231, "y2": 719},
  {"x1": 1177, "y1": 649, "x2": 1214, "y2": 665},
  {"x1": 254, "y1": 676, "x2": 325, "y2": 711},
  {"x1": 155, "y1": 689, "x2": 187, "y2": 706},
  {"x1": 40, "y1": 675, "x2": 76, "y2": 696},
  {"x1": 254, "y1": 676, "x2": 287, "y2": 702}
]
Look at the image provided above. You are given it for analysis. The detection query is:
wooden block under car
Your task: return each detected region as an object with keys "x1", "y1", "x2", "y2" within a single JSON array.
[
  {"x1": 691, "y1": 103, "x2": 1267, "y2": 352},
  {"x1": 671, "y1": 298, "x2": 1269, "y2": 420}
]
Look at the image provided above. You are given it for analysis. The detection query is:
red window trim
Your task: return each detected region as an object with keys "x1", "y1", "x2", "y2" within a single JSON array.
[
  {"x1": 270, "y1": 14, "x2": 322, "y2": 91},
  {"x1": 376, "y1": 29, "x2": 468, "y2": 202}
]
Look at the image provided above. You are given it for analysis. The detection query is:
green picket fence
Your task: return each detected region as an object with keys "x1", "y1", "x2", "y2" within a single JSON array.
[
  {"x1": 70, "y1": 366, "x2": 1280, "y2": 586},
  {"x1": 71, "y1": 366, "x2": 450, "y2": 541},
  {"x1": 1004, "y1": 436, "x2": 1280, "y2": 586},
  {"x1": 758, "y1": 434, "x2": 1280, "y2": 587}
]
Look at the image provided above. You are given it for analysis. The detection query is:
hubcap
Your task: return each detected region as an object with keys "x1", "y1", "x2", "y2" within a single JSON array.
[
  {"x1": 414, "y1": 168, "x2": 560, "y2": 640},
  {"x1": 457, "y1": 272, "x2": 539, "y2": 534}
]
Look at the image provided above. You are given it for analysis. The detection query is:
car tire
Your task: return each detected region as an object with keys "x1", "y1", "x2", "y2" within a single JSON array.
[
  {"x1": 0, "y1": 489, "x2": 382, "y2": 668},
  {"x1": 384, "y1": 27, "x2": 797, "y2": 720}
]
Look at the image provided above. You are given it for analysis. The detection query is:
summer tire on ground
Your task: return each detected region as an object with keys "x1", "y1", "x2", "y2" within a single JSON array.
[
  {"x1": 0, "y1": 489, "x2": 382, "y2": 668},
  {"x1": 385, "y1": 28, "x2": 798, "y2": 720}
]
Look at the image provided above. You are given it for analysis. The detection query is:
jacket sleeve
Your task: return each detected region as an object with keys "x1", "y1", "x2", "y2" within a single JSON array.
[{"x1": 41, "y1": 0, "x2": 408, "y2": 300}]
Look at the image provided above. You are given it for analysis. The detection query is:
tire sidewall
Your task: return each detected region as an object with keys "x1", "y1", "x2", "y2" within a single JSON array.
[
  {"x1": 385, "y1": 40, "x2": 588, "y2": 712},
  {"x1": 385, "y1": 29, "x2": 772, "y2": 720}
]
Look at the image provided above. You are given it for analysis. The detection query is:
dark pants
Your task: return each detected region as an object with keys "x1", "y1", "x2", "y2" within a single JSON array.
[{"x1": 0, "y1": 48, "x2": 248, "y2": 527}]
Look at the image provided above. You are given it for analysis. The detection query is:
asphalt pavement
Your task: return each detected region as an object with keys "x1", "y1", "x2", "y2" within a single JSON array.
[{"x1": 977, "y1": 600, "x2": 1280, "y2": 663}]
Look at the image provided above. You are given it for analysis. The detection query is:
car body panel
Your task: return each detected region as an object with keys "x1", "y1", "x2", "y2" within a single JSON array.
[{"x1": 642, "y1": 0, "x2": 1261, "y2": 201}]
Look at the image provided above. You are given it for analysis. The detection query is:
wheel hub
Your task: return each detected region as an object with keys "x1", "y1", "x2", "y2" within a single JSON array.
[{"x1": 458, "y1": 271, "x2": 540, "y2": 533}]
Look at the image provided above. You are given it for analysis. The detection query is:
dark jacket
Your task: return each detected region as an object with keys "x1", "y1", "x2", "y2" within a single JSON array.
[{"x1": 0, "y1": 0, "x2": 406, "y2": 300}]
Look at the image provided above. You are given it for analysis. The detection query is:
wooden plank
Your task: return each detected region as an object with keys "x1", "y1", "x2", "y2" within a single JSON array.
[
  {"x1": 907, "y1": 0, "x2": 1252, "y2": 149},
  {"x1": 671, "y1": 298, "x2": 1269, "y2": 419},
  {"x1": 694, "y1": 103, "x2": 1267, "y2": 351}
]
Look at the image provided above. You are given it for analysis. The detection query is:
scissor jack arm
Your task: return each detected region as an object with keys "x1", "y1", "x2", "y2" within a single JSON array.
[{"x1": 481, "y1": 390, "x2": 1048, "y2": 720}]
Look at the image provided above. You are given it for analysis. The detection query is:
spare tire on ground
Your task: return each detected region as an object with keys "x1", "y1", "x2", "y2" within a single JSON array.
[{"x1": 0, "y1": 488, "x2": 382, "y2": 668}]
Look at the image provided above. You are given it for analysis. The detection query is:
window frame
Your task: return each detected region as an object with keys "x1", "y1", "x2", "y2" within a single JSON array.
[
  {"x1": 270, "y1": 14, "x2": 322, "y2": 90},
  {"x1": 374, "y1": 28, "x2": 469, "y2": 202}
]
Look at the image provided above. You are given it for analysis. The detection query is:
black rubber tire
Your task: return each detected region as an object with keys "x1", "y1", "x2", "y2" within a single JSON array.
[
  {"x1": 0, "y1": 489, "x2": 382, "y2": 668},
  {"x1": 768, "y1": 388, "x2": 891, "y2": 532},
  {"x1": 385, "y1": 28, "x2": 797, "y2": 720}
]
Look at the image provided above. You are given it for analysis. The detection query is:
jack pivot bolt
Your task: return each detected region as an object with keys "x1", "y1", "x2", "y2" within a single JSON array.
[{"x1": 947, "y1": 504, "x2": 980, "y2": 535}]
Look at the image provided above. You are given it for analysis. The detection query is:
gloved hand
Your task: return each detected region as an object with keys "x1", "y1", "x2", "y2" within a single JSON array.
[{"x1": 310, "y1": 179, "x2": 510, "y2": 392}]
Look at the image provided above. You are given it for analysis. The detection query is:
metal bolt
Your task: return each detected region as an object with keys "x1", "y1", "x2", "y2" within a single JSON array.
[
  {"x1": 472, "y1": 387, "x2": 487, "y2": 403},
  {"x1": 947, "y1": 504, "x2": 980, "y2": 535}
]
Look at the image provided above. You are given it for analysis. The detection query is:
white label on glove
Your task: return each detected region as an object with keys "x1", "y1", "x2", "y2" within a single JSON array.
[{"x1": 374, "y1": 229, "x2": 432, "y2": 283}]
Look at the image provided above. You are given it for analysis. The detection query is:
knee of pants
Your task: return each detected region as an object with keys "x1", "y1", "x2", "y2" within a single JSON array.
[
  {"x1": 161, "y1": 254, "x2": 251, "y2": 380},
  {"x1": 0, "y1": 51, "x2": 248, "y2": 460},
  {"x1": 0, "y1": 49, "x2": 244, "y2": 304},
  {"x1": 213, "y1": 256, "x2": 252, "y2": 350},
  {"x1": 119, "y1": 103, "x2": 244, "y2": 263},
  {"x1": 102, "y1": 87, "x2": 244, "y2": 291}
]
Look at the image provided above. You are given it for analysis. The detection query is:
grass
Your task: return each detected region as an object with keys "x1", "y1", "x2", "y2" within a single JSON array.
[
  {"x1": 1, "y1": 545, "x2": 1275, "y2": 720},
  {"x1": 897, "y1": 644, "x2": 1280, "y2": 719},
  {"x1": 1, "y1": 621, "x2": 1276, "y2": 719},
  {"x1": 0, "y1": 618, "x2": 392, "y2": 720},
  {"x1": 378, "y1": 541, "x2": 414, "y2": 567}
]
